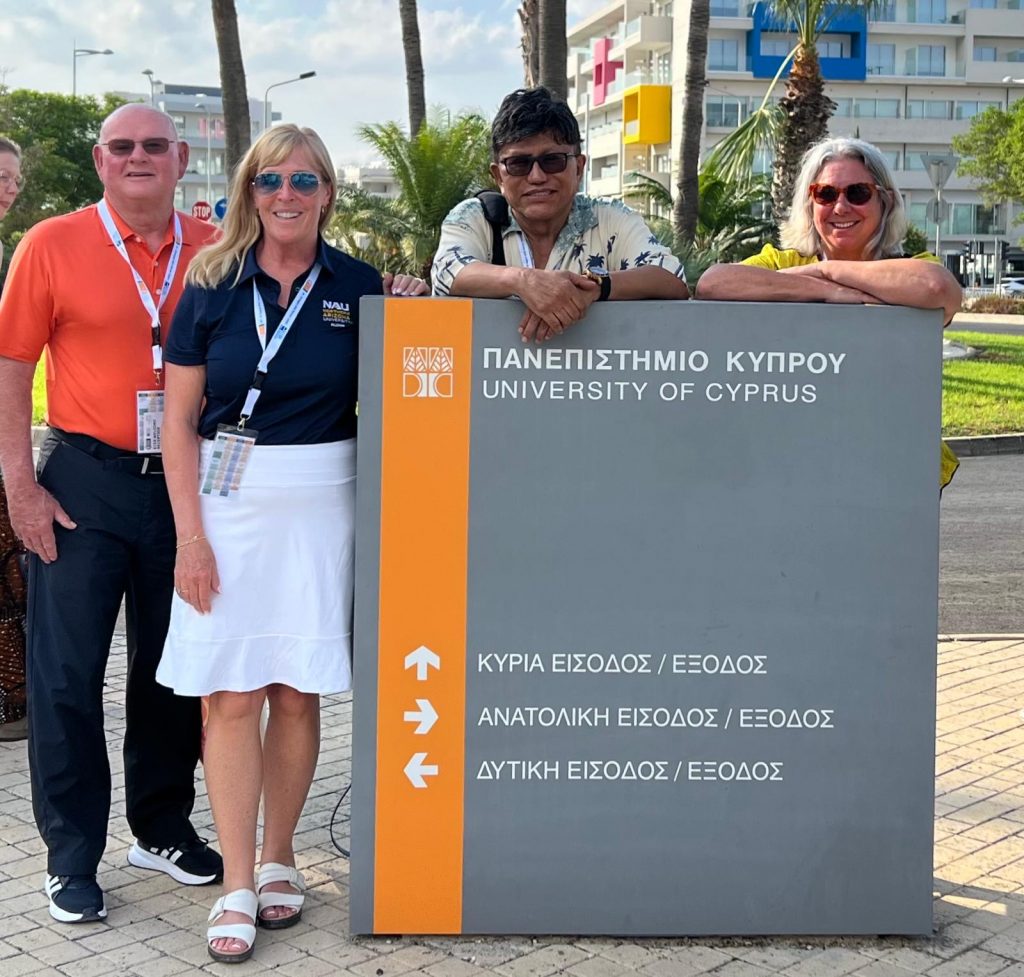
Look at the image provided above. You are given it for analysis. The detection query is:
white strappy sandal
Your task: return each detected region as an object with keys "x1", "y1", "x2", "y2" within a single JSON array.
[
  {"x1": 207, "y1": 888, "x2": 258, "y2": 963},
  {"x1": 256, "y1": 862, "x2": 306, "y2": 929}
]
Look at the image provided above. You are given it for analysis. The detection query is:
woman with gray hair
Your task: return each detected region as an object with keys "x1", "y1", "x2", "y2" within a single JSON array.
[{"x1": 697, "y1": 136, "x2": 961, "y2": 488}]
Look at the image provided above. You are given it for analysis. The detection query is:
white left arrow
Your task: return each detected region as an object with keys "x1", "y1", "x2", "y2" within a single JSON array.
[
  {"x1": 404, "y1": 752, "x2": 439, "y2": 789},
  {"x1": 403, "y1": 698, "x2": 439, "y2": 735},
  {"x1": 404, "y1": 645, "x2": 441, "y2": 681}
]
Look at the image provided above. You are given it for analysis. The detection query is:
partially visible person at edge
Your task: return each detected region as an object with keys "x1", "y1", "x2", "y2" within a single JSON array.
[
  {"x1": 0, "y1": 135, "x2": 28, "y2": 743},
  {"x1": 154, "y1": 123, "x2": 427, "y2": 965},
  {"x1": 696, "y1": 136, "x2": 962, "y2": 490},
  {"x1": 0, "y1": 105, "x2": 224, "y2": 924},
  {"x1": 432, "y1": 86, "x2": 689, "y2": 342}
]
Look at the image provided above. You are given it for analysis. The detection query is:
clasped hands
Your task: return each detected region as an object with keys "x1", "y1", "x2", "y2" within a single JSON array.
[{"x1": 516, "y1": 269, "x2": 601, "y2": 343}]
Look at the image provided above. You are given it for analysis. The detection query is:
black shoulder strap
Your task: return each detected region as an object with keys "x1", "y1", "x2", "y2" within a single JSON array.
[{"x1": 475, "y1": 190, "x2": 509, "y2": 267}]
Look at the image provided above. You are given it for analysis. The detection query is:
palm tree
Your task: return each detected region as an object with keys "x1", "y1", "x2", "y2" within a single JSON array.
[
  {"x1": 519, "y1": 0, "x2": 541, "y2": 87},
  {"x1": 674, "y1": 0, "x2": 710, "y2": 247},
  {"x1": 625, "y1": 169, "x2": 774, "y2": 278},
  {"x1": 706, "y1": 0, "x2": 879, "y2": 220},
  {"x1": 210, "y1": 0, "x2": 251, "y2": 174},
  {"x1": 330, "y1": 111, "x2": 493, "y2": 279},
  {"x1": 538, "y1": 0, "x2": 567, "y2": 98},
  {"x1": 399, "y1": 0, "x2": 427, "y2": 136}
]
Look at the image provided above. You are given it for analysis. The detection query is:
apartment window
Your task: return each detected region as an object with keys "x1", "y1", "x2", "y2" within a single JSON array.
[
  {"x1": 1009, "y1": 50, "x2": 1024, "y2": 62},
  {"x1": 969, "y1": 0, "x2": 996, "y2": 7},
  {"x1": 762, "y1": 40, "x2": 790, "y2": 56},
  {"x1": 974, "y1": 45, "x2": 997, "y2": 61},
  {"x1": 955, "y1": 100, "x2": 1001, "y2": 119},
  {"x1": 908, "y1": 202, "x2": 928, "y2": 229},
  {"x1": 710, "y1": 0, "x2": 740, "y2": 14},
  {"x1": 907, "y1": 99, "x2": 953, "y2": 119},
  {"x1": 910, "y1": 0, "x2": 947, "y2": 22},
  {"x1": 705, "y1": 96, "x2": 743, "y2": 127},
  {"x1": 907, "y1": 45, "x2": 946, "y2": 75},
  {"x1": 880, "y1": 149, "x2": 900, "y2": 170},
  {"x1": 854, "y1": 98, "x2": 900, "y2": 118},
  {"x1": 174, "y1": 187, "x2": 185, "y2": 210},
  {"x1": 905, "y1": 150, "x2": 947, "y2": 171},
  {"x1": 867, "y1": 43, "x2": 896, "y2": 75},
  {"x1": 832, "y1": 97, "x2": 853, "y2": 116},
  {"x1": 709, "y1": 38, "x2": 740, "y2": 69},
  {"x1": 169, "y1": 114, "x2": 186, "y2": 136},
  {"x1": 817, "y1": 39, "x2": 845, "y2": 58},
  {"x1": 753, "y1": 147, "x2": 774, "y2": 174},
  {"x1": 872, "y1": 1, "x2": 897, "y2": 19}
]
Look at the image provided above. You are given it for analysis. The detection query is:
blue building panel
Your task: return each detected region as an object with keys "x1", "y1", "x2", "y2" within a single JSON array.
[{"x1": 748, "y1": 2, "x2": 867, "y2": 81}]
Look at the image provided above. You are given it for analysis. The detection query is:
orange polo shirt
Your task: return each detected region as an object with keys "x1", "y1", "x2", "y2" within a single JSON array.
[{"x1": 0, "y1": 200, "x2": 216, "y2": 451}]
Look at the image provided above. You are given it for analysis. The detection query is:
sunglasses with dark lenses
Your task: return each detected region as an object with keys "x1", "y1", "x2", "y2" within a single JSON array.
[
  {"x1": 809, "y1": 182, "x2": 881, "y2": 206},
  {"x1": 100, "y1": 138, "x2": 176, "y2": 156},
  {"x1": 499, "y1": 152, "x2": 579, "y2": 177},
  {"x1": 251, "y1": 171, "x2": 323, "y2": 196}
]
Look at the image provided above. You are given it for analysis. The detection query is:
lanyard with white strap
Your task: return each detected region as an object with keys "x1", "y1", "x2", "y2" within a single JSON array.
[
  {"x1": 517, "y1": 234, "x2": 536, "y2": 269},
  {"x1": 96, "y1": 199, "x2": 183, "y2": 382},
  {"x1": 238, "y1": 263, "x2": 322, "y2": 430}
]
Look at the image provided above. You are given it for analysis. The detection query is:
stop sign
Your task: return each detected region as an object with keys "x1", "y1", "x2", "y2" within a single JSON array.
[{"x1": 192, "y1": 200, "x2": 212, "y2": 221}]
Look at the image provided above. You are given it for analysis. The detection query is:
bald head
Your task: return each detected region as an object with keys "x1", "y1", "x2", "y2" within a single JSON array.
[{"x1": 99, "y1": 103, "x2": 179, "y2": 144}]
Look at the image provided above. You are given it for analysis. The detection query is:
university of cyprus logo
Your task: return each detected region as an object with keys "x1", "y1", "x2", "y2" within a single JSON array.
[{"x1": 403, "y1": 346, "x2": 454, "y2": 398}]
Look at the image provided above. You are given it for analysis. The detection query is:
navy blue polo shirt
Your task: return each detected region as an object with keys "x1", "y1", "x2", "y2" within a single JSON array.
[{"x1": 165, "y1": 238, "x2": 382, "y2": 445}]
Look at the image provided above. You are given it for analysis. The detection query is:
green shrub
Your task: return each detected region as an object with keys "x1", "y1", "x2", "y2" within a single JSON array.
[{"x1": 964, "y1": 295, "x2": 1024, "y2": 315}]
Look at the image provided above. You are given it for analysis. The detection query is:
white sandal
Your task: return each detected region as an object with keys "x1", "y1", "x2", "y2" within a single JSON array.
[
  {"x1": 256, "y1": 862, "x2": 305, "y2": 929},
  {"x1": 207, "y1": 888, "x2": 257, "y2": 963}
]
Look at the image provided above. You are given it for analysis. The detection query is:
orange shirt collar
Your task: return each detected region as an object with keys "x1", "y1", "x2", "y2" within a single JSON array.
[{"x1": 97, "y1": 195, "x2": 181, "y2": 253}]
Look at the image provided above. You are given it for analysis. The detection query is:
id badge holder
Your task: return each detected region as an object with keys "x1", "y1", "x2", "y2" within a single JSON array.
[
  {"x1": 136, "y1": 390, "x2": 165, "y2": 454},
  {"x1": 199, "y1": 424, "x2": 259, "y2": 498}
]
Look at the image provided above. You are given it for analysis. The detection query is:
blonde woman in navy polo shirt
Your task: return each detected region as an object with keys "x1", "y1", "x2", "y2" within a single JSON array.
[{"x1": 156, "y1": 125, "x2": 425, "y2": 963}]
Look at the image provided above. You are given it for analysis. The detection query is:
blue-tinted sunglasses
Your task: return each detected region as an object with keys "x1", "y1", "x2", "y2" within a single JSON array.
[{"x1": 251, "y1": 171, "x2": 322, "y2": 196}]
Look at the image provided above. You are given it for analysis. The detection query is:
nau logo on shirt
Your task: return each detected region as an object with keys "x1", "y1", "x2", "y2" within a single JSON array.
[
  {"x1": 403, "y1": 346, "x2": 454, "y2": 398},
  {"x1": 323, "y1": 299, "x2": 351, "y2": 327}
]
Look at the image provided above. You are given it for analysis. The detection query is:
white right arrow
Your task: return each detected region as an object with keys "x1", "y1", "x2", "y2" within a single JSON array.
[
  {"x1": 404, "y1": 645, "x2": 441, "y2": 681},
  {"x1": 403, "y1": 698, "x2": 439, "y2": 735},
  {"x1": 404, "y1": 752, "x2": 439, "y2": 789}
]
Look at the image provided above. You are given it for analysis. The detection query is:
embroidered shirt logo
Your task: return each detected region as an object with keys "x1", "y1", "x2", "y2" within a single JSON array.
[
  {"x1": 323, "y1": 299, "x2": 351, "y2": 327},
  {"x1": 403, "y1": 346, "x2": 454, "y2": 398}
]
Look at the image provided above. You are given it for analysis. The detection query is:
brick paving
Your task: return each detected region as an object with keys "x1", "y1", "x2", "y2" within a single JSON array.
[{"x1": 2, "y1": 635, "x2": 1024, "y2": 976}]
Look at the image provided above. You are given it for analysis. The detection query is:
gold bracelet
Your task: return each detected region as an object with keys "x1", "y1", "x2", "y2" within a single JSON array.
[{"x1": 176, "y1": 534, "x2": 206, "y2": 550}]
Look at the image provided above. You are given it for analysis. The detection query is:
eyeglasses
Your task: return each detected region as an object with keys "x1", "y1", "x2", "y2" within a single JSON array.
[
  {"x1": 499, "y1": 152, "x2": 579, "y2": 177},
  {"x1": 809, "y1": 182, "x2": 883, "y2": 206},
  {"x1": 250, "y1": 171, "x2": 323, "y2": 196},
  {"x1": 0, "y1": 170, "x2": 23, "y2": 191},
  {"x1": 99, "y1": 138, "x2": 176, "y2": 156}
]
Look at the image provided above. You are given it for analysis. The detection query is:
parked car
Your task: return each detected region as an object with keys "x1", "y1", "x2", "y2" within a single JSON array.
[{"x1": 997, "y1": 277, "x2": 1024, "y2": 295}]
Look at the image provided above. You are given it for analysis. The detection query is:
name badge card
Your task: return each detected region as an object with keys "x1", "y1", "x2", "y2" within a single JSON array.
[
  {"x1": 199, "y1": 425, "x2": 259, "y2": 498},
  {"x1": 136, "y1": 390, "x2": 165, "y2": 454}
]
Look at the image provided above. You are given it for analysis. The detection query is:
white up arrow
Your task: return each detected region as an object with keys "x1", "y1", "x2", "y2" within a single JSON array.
[
  {"x1": 403, "y1": 698, "x2": 439, "y2": 735},
  {"x1": 404, "y1": 645, "x2": 441, "y2": 681},
  {"x1": 404, "y1": 752, "x2": 439, "y2": 789}
]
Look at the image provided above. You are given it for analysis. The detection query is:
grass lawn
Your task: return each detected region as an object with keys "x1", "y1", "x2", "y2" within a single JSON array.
[
  {"x1": 943, "y1": 331, "x2": 1024, "y2": 437},
  {"x1": 28, "y1": 331, "x2": 1024, "y2": 438}
]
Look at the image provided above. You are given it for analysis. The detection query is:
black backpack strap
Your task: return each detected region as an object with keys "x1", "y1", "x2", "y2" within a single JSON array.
[{"x1": 475, "y1": 190, "x2": 509, "y2": 266}]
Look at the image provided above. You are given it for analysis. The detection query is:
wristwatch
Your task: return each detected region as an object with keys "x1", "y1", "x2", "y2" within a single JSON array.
[{"x1": 585, "y1": 269, "x2": 612, "y2": 302}]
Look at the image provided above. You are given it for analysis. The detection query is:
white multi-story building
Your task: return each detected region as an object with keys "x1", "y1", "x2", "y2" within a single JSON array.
[
  {"x1": 567, "y1": 0, "x2": 1024, "y2": 267},
  {"x1": 120, "y1": 84, "x2": 273, "y2": 213},
  {"x1": 338, "y1": 164, "x2": 401, "y2": 199}
]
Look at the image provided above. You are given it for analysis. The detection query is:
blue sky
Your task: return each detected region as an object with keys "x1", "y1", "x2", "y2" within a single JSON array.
[{"x1": 0, "y1": 0, "x2": 605, "y2": 165}]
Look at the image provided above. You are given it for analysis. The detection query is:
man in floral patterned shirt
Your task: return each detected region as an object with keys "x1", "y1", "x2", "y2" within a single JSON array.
[{"x1": 432, "y1": 87, "x2": 688, "y2": 342}]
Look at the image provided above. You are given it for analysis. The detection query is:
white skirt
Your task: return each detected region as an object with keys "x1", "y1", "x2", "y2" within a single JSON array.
[{"x1": 157, "y1": 439, "x2": 356, "y2": 696}]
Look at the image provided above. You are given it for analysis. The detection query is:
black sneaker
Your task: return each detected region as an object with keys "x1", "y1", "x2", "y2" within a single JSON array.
[
  {"x1": 127, "y1": 837, "x2": 223, "y2": 885},
  {"x1": 45, "y1": 874, "x2": 107, "y2": 923}
]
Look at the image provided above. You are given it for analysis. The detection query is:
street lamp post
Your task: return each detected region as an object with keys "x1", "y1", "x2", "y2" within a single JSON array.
[
  {"x1": 142, "y1": 69, "x2": 162, "y2": 106},
  {"x1": 195, "y1": 102, "x2": 214, "y2": 204},
  {"x1": 263, "y1": 71, "x2": 317, "y2": 130},
  {"x1": 72, "y1": 41, "x2": 113, "y2": 98}
]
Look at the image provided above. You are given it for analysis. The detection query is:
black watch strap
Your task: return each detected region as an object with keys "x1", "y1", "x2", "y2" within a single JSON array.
[{"x1": 598, "y1": 273, "x2": 612, "y2": 302}]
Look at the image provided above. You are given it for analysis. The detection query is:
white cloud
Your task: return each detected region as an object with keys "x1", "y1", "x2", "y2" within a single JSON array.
[{"x1": 0, "y1": 0, "x2": 531, "y2": 165}]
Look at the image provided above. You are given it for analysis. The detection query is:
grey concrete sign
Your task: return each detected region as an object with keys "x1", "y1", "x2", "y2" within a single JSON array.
[{"x1": 351, "y1": 298, "x2": 944, "y2": 937}]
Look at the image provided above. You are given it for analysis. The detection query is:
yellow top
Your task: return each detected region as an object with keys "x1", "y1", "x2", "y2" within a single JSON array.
[{"x1": 740, "y1": 244, "x2": 958, "y2": 490}]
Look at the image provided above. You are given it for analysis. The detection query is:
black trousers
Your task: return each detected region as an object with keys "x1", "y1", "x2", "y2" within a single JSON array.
[{"x1": 27, "y1": 432, "x2": 202, "y2": 876}]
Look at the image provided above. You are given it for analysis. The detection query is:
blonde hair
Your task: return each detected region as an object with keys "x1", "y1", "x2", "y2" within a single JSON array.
[
  {"x1": 780, "y1": 137, "x2": 907, "y2": 260},
  {"x1": 187, "y1": 124, "x2": 336, "y2": 288}
]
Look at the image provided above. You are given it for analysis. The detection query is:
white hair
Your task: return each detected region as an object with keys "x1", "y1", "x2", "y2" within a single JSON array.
[{"x1": 780, "y1": 137, "x2": 908, "y2": 259}]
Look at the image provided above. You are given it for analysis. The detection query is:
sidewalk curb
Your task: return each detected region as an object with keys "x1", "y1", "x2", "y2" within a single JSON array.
[
  {"x1": 939, "y1": 634, "x2": 1024, "y2": 642},
  {"x1": 945, "y1": 433, "x2": 1024, "y2": 457}
]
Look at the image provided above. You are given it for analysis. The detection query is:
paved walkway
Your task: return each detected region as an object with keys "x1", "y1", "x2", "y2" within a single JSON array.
[{"x1": 2, "y1": 635, "x2": 1024, "y2": 976}]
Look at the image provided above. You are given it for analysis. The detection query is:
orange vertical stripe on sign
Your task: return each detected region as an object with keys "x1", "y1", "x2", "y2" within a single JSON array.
[{"x1": 374, "y1": 298, "x2": 472, "y2": 933}]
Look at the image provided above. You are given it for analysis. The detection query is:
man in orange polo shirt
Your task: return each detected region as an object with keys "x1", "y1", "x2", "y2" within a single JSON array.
[{"x1": 0, "y1": 104, "x2": 223, "y2": 923}]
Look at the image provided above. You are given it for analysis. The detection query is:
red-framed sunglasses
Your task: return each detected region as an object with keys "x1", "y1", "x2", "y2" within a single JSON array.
[{"x1": 809, "y1": 182, "x2": 884, "y2": 206}]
